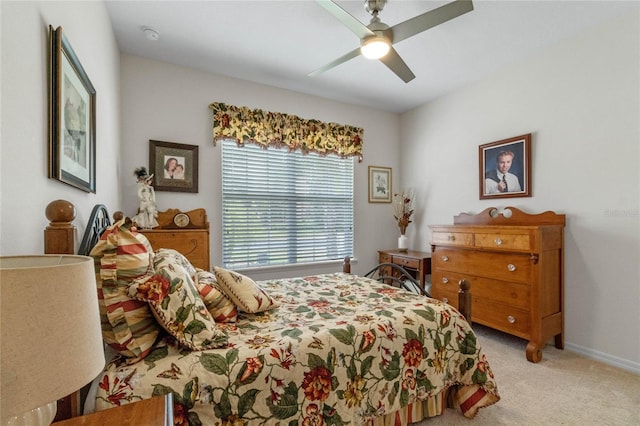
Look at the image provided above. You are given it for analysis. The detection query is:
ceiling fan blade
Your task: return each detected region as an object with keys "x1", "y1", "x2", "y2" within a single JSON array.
[
  {"x1": 391, "y1": 0, "x2": 474, "y2": 44},
  {"x1": 315, "y1": 0, "x2": 375, "y2": 40},
  {"x1": 379, "y1": 47, "x2": 415, "y2": 83},
  {"x1": 309, "y1": 47, "x2": 362, "y2": 77}
]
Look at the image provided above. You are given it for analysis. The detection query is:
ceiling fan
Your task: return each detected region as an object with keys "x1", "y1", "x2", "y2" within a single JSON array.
[{"x1": 310, "y1": 0, "x2": 474, "y2": 83}]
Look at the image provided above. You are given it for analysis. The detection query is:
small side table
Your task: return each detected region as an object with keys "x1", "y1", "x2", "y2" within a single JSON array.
[
  {"x1": 378, "y1": 249, "x2": 432, "y2": 290},
  {"x1": 53, "y1": 394, "x2": 173, "y2": 426}
]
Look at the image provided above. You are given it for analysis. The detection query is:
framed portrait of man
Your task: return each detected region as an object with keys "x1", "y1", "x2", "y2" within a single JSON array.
[{"x1": 479, "y1": 134, "x2": 531, "y2": 200}]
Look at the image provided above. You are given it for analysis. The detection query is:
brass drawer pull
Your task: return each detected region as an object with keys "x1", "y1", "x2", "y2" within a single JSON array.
[
  {"x1": 495, "y1": 238, "x2": 502, "y2": 246},
  {"x1": 507, "y1": 315, "x2": 516, "y2": 324},
  {"x1": 447, "y1": 235, "x2": 455, "y2": 241},
  {"x1": 507, "y1": 263, "x2": 516, "y2": 272},
  {"x1": 442, "y1": 277, "x2": 449, "y2": 284},
  {"x1": 441, "y1": 255, "x2": 449, "y2": 262}
]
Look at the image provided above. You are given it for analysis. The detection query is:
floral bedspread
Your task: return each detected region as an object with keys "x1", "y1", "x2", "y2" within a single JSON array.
[{"x1": 95, "y1": 273, "x2": 499, "y2": 425}]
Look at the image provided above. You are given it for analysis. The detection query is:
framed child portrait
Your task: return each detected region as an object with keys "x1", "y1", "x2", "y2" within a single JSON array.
[{"x1": 149, "y1": 140, "x2": 199, "y2": 193}]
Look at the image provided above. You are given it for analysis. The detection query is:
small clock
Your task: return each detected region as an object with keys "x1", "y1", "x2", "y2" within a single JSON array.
[{"x1": 173, "y1": 213, "x2": 190, "y2": 228}]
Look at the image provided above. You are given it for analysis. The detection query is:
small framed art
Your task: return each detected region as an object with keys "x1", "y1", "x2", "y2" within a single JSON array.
[
  {"x1": 479, "y1": 133, "x2": 531, "y2": 200},
  {"x1": 149, "y1": 140, "x2": 199, "y2": 193},
  {"x1": 48, "y1": 26, "x2": 96, "y2": 193},
  {"x1": 368, "y1": 166, "x2": 392, "y2": 203}
]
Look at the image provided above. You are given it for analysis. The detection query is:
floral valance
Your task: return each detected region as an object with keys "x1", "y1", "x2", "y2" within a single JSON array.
[{"x1": 209, "y1": 102, "x2": 363, "y2": 161}]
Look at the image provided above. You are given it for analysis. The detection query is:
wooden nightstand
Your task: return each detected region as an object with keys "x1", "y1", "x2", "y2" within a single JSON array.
[
  {"x1": 378, "y1": 249, "x2": 431, "y2": 291},
  {"x1": 53, "y1": 394, "x2": 173, "y2": 426}
]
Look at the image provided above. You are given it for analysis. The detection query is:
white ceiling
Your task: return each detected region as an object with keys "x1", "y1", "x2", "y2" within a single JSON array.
[{"x1": 105, "y1": 0, "x2": 635, "y2": 113}]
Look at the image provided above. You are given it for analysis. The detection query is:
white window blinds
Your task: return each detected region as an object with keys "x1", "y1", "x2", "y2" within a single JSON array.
[{"x1": 221, "y1": 140, "x2": 354, "y2": 269}]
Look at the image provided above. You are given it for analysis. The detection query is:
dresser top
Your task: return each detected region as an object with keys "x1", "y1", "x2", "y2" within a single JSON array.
[{"x1": 450, "y1": 207, "x2": 565, "y2": 227}]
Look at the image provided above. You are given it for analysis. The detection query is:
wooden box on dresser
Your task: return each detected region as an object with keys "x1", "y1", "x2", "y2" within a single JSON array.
[
  {"x1": 429, "y1": 207, "x2": 565, "y2": 363},
  {"x1": 138, "y1": 208, "x2": 210, "y2": 271}
]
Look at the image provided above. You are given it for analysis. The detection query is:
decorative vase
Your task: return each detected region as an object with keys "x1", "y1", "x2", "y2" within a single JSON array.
[{"x1": 398, "y1": 234, "x2": 408, "y2": 251}]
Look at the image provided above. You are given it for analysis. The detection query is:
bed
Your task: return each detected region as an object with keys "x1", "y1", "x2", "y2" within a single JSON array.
[{"x1": 58, "y1": 203, "x2": 500, "y2": 424}]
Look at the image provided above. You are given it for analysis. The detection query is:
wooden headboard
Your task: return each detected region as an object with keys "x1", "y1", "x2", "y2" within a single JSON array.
[{"x1": 43, "y1": 201, "x2": 113, "y2": 421}]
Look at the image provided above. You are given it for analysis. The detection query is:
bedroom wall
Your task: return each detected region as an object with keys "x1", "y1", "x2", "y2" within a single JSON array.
[
  {"x1": 399, "y1": 11, "x2": 640, "y2": 372},
  {"x1": 118, "y1": 54, "x2": 401, "y2": 278},
  {"x1": 0, "y1": 1, "x2": 121, "y2": 255}
]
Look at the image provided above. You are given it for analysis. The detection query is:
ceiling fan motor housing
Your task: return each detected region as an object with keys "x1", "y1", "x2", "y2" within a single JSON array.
[{"x1": 365, "y1": 0, "x2": 387, "y2": 16}]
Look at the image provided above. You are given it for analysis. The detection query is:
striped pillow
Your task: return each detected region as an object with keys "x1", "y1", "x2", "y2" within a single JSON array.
[
  {"x1": 194, "y1": 269, "x2": 238, "y2": 323},
  {"x1": 90, "y1": 218, "x2": 160, "y2": 362}
]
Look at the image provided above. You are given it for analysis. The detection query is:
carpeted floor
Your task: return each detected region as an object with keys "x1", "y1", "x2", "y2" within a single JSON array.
[{"x1": 414, "y1": 325, "x2": 640, "y2": 425}]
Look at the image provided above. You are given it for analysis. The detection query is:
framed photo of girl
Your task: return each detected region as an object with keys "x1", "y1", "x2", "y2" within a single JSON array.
[
  {"x1": 479, "y1": 133, "x2": 531, "y2": 200},
  {"x1": 149, "y1": 140, "x2": 199, "y2": 193}
]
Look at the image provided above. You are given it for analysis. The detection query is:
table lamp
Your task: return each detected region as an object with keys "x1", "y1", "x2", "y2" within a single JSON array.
[{"x1": 1, "y1": 255, "x2": 105, "y2": 425}]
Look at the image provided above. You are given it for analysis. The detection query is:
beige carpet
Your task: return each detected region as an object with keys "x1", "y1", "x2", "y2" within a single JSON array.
[{"x1": 415, "y1": 325, "x2": 640, "y2": 425}]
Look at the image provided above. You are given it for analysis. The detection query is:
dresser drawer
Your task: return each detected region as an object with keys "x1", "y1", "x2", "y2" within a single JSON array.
[
  {"x1": 430, "y1": 231, "x2": 473, "y2": 247},
  {"x1": 473, "y1": 297, "x2": 531, "y2": 339},
  {"x1": 379, "y1": 254, "x2": 392, "y2": 263},
  {"x1": 432, "y1": 271, "x2": 530, "y2": 310},
  {"x1": 392, "y1": 256, "x2": 419, "y2": 269},
  {"x1": 432, "y1": 247, "x2": 531, "y2": 284},
  {"x1": 141, "y1": 231, "x2": 210, "y2": 270},
  {"x1": 432, "y1": 285, "x2": 460, "y2": 310},
  {"x1": 474, "y1": 232, "x2": 532, "y2": 251}
]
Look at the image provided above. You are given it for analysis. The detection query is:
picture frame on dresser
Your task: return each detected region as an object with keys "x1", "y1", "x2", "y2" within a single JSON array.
[
  {"x1": 48, "y1": 25, "x2": 96, "y2": 193},
  {"x1": 368, "y1": 166, "x2": 392, "y2": 203},
  {"x1": 149, "y1": 140, "x2": 199, "y2": 193},
  {"x1": 479, "y1": 133, "x2": 531, "y2": 200}
]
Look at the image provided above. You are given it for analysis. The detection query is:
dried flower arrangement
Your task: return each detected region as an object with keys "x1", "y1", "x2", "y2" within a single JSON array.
[{"x1": 393, "y1": 189, "x2": 415, "y2": 235}]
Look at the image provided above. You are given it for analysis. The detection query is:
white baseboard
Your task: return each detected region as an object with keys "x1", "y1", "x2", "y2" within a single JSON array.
[{"x1": 565, "y1": 342, "x2": 640, "y2": 375}]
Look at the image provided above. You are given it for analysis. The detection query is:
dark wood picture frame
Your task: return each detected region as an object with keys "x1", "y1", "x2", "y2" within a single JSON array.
[
  {"x1": 48, "y1": 26, "x2": 96, "y2": 193},
  {"x1": 479, "y1": 133, "x2": 531, "y2": 200},
  {"x1": 368, "y1": 166, "x2": 392, "y2": 203},
  {"x1": 149, "y1": 140, "x2": 199, "y2": 193}
]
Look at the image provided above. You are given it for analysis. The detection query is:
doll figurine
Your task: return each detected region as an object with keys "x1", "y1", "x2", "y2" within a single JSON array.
[{"x1": 132, "y1": 167, "x2": 159, "y2": 229}]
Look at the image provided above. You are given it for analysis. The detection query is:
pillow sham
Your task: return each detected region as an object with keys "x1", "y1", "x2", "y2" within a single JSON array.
[
  {"x1": 89, "y1": 218, "x2": 160, "y2": 362},
  {"x1": 130, "y1": 262, "x2": 228, "y2": 350},
  {"x1": 153, "y1": 248, "x2": 196, "y2": 279},
  {"x1": 194, "y1": 269, "x2": 238, "y2": 323},
  {"x1": 213, "y1": 266, "x2": 279, "y2": 313}
]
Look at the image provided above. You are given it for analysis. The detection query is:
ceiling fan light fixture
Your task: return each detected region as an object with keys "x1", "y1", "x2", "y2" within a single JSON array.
[{"x1": 361, "y1": 36, "x2": 390, "y2": 59}]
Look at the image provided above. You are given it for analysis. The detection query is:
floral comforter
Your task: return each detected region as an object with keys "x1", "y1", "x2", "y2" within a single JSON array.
[{"x1": 95, "y1": 273, "x2": 499, "y2": 425}]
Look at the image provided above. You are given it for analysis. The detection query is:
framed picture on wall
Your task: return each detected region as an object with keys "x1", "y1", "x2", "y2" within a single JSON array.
[
  {"x1": 48, "y1": 25, "x2": 96, "y2": 193},
  {"x1": 149, "y1": 140, "x2": 199, "y2": 193},
  {"x1": 479, "y1": 133, "x2": 532, "y2": 200},
  {"x1": 368, "y1": 166, "x2": 392, "y2": 203}
]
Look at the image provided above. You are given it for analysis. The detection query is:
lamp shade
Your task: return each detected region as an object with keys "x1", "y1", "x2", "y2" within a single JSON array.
[{"x1": 1, "y1": 255, "x2": 105, "y2": 421}]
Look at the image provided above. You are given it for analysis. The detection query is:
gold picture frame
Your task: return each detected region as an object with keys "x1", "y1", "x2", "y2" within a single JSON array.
[{"x1": 368, "y1": 166, "x2": 392, "y2": 203}]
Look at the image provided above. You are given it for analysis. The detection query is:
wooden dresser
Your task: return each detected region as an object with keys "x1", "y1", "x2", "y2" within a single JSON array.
[
  {"x1": 138, "y1": 208, "x2": 210, "y2": 271},
  {"x1": 429, "y1": 207, "x2": 565, "y2": 363}
]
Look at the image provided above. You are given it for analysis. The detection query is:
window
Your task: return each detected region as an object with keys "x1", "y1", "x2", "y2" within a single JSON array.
[{"x1": 221, "y1": 140, "x2": 354, "y2": 269}]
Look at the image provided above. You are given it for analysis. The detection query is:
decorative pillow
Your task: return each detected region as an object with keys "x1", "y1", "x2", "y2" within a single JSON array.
[
  {"x1": 213, "y1": 266, "x2": 279, "y2": 313},
  {"x1": 89, "y1": 218, "x2": 160, "y2": 362},
  {"x1": 153, "y1": 248, "x2": 196, "y2": 279},
  {"x1": 129, "y1": 262, "x2": 228, "y2": 350},
  {"x1": 194, "y1": 269, "x2": 238, "y2": 323}
]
